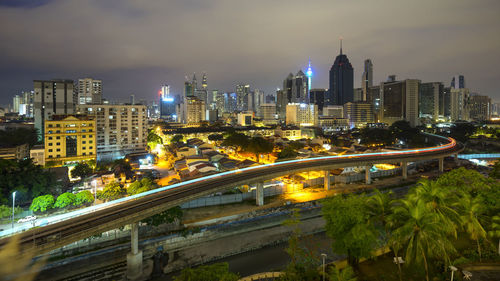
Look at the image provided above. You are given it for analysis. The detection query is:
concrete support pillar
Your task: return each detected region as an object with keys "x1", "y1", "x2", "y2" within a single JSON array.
[
  {"x1": 439, "y1": 158, "x2": 444, "y2": 173},
  {"x1": 454, "y1": 153, "x2": 458, "y2": 163},
  {"x1": 127, "y1": 222, "x2": 143, "y2": 280},
  {"x1": 401, "y1": 161, "x2": 408, "y2": 180},
  {"x1": 365, "y1": 165, "x2": 372, "y2": 185},
  {"x1": 324, "y1": 170, "x2": 331, "y2": 190},
  {"x1": 256, "y1": 182, "x2": 264, "y2": 206}
]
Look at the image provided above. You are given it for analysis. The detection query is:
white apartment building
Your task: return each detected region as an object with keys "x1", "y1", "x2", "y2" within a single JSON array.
[
  {"x1": 286, "y1": 103, "x2": 318, "y2": 127},
  {"x1": 77, "y1": 78, "x2": 102, "y2": 104},
  {"x1": 77, "y1": 104, "x2": 147, "y2": 161}
]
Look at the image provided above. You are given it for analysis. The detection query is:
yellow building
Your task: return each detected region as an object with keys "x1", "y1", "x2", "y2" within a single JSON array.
[{"x1": 44, "y1": 115, "x2": 97, "y2": 166}]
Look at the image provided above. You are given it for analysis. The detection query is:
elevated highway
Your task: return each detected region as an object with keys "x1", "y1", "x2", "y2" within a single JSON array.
[{"x1": 0, "y1": 134, "x2": 463, "y2": 264}]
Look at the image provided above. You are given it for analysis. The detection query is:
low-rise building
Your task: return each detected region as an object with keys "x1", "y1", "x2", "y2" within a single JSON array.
[
  {"x1": 44, "y1": 115, "x2": 97, "y2": 166},
  {"x1": 0, "y1": 143, "x2": 29, "y2": 160},
  {"x1": 30, "y1": 144, "x2": 45, "y2": 166}
]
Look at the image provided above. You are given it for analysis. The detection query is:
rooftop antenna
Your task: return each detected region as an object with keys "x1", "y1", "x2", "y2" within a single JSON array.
[{"x1": 339, "y1": 36, "x2": 343, "y2": 54}]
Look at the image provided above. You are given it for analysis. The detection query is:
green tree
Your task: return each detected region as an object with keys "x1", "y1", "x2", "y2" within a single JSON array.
[
  {"x1": 0, "y1": 205, "x2": 22, "y2": 219},
  {"x1": 0, "y1": 127, "x2": 39, "y2": 148},
  {"x1": 170, "y1": 134, "x2": 184, "y2": 144},
  {"x1": 207, "y1": 134, "x2": 224, "y2": 142},
  {"x1": 147, "y1": 130, "x2": 163, "y2": 151},
  {"x1": 98, "y1": 182, "x2": 125, "y2": 201},
  {"x1": 322, "y1": 194, "x2": 377, "y2": 267},
  {"x1": 278, "y1": 147, "x2": 298, "y2": 160},
  {"x1": 450, "y1": 122, "x2": 476, "y2": 143},
  {"x1": 328, "y1": 266, "x2": 357, "y2": 281},
  {"x1": 141, "y1": 206, "x2": 183, "y2": 226},
  {"x1": 389, "y1": 198, "x2": 456, "y2": 281},
  {"x1": 487, "y1": 215, "x2": 500, "y2": 255},
  {"x1": 112, "y1": 159, "x2": 133, "y2": 179},
  {"x1": 245, "y1": 137, "x2": 274, "y2": 162},
  {"x1": 359, "y1": 128, "x2": 393, "y2": 146},
  {"x1": 54, "y1": 192, "x2": 77, "y2": 209},
  {"x1": 173, "y1": 262, "x2": 239, "y2": 281},
  {"x1": 458, "y1": 194, "x2": 487, "y2": 261},
  {"x1": 75, "y1": 190, "x2": 94, "y2": 206},
  {"x1": 127, "y1": 178, "x2": 156, "y2": 195},
  {"x1": 29, "y1": 195, "x2": 55, "y2": 213},
  {"x1": 221, "y1": 132, "x2": 249, "y2": 150},
  {"x1": 70, "y1": 163, "x2": 93, "y2": 179},
  {"x1": 490, "y1": 161, "x2": 500, "y2": 179},
  {"x1": 366, "y1": 189, "x2": 393, "y2": 243}
]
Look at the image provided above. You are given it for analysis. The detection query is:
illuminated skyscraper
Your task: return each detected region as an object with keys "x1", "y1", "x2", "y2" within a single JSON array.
[
  {"x1": 361, "y1": 59, "x2": 373, "y2": 102},
  {"x1": 160, "y1": 84, "x2": 176, "y2": 121},
  {"x1": 202, "y1": 73, "x2": 207, "y2": 90},
  {"x1": 328, "y1": 39, "x2": 354, "y2": 106}
]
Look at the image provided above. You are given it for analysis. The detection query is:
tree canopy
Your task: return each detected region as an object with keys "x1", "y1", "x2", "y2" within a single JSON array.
[
  {"x1": 29, "y1": 195, "x2": 55, "y2": 213},
  {"x1": 142, "y1": 206, "x2": 183, "y2": 226},
  {"x1": 127, "y1": 178, "x2": 157, "y2": 195},
  {"x1": 0, "y1": 127, "x2": 39, "y2": 148},
  {"x1": 75, "y1": 190, "x2": 94, "y2": 206},
  {"x1": 70, "y1": 163, "x2": 93, "y2": 179},
  {"x1": 98, "y1": 182, "x2": 125, "y2": 201},
  {"x1": 54, "y1": 192, "x2": 77, "y2": 209}
]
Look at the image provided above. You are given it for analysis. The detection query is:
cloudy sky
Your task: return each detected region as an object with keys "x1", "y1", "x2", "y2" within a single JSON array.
[{"x1": 0, "y1": 0, "x2": 499, "y2": 105}]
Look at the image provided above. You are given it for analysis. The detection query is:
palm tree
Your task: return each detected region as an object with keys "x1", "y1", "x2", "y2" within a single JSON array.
[
  {"x1": 390, "y1": 198, "x2": 456, "y2": 281},
  {"x1": 366, "y1": 189, "x2": 393, "y2": 239},
  {"x1": 328, "y1": 265, "x2": 357, "y2": 281},
  {"x1": 488, "y1": 215, "x2": 500, "y2": 255},
  {"x1": 408, "y1": 179, "x2": 461, "y2": 237},
  {"x1": 458, "y1": 194, "x2": 487, "y2": 261}
]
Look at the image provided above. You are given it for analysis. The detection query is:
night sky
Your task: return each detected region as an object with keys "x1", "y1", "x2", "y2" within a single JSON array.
[{"x1": 0, "y1": 0, "x2": 499, "y2": 106}]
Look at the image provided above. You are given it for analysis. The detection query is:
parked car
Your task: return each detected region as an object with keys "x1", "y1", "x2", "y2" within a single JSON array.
[{"x1": 17, "y1": 215, "x2": 37, "y2": 223}]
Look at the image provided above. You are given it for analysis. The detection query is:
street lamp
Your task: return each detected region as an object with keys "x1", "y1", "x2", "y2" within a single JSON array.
[
  {"x1": 11, "y1": 191, "x2": 16, "y2": 230},
  {"x1": 321, "y1": 253, "x2": 327, "y2": 281}
]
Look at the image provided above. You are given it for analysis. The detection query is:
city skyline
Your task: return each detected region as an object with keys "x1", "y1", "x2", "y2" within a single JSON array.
[{"x1": 0, "y1": 0, "x2": 499, "y2": 105}]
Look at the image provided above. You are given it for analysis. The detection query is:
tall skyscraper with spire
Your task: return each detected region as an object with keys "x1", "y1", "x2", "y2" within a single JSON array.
[
  {"x1": 306, "y1": 59, "x2": 313, "y2": 98},
  {"x1": 202, "y1": 73, "x2": 207, "y2": 90},
  {"x1": 328, "y1": 38, "x2": 354, "y2": 106},
  {"x1": 361, "y1": 59, "x2": 373, "y2": 102}
]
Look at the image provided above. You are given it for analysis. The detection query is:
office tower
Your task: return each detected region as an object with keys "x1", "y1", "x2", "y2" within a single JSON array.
[
  {"x1": 192, "y1": 73, "x2": 198, "y2": 91},
  {"x1": 449, "y1": 88, "x2": 470, "y2": 121},
  {"x1": 490, "y1": 102, "x2": 500, "y2": 117},
  {"x1": 367, "y1": 86, "x2": 381, "y2": 121},
  {"x1": 160, "y1": 84, "x2": 176, "y2": 121},
  {"x1": 202, "y1": 73, "x2": 207, "y2": 90},
  {"x1": 353, "y1": 88, "x2": 363, "y2": 102},
  {"x1": 260, "y1": 103, "x2": 277, "y2": 125},
  {"x1": 17, "y1": 90, "x2": 34, "y2": 117},
  {"x1": 208, "y1": 90, "x2": 218, "y2": 109},
  {"x1": 276, "y1": 89, "x2": 287, "y2": 120},
  {"x1": 361, "y1": 59, "x2": 373, "y2": 102},
  {"x1": 224, "y1": 92, "x2": 238, "y2": 113},
  {"x1": 44, "y1": 115, "x2": 96, "y2": 166},
  {"x1": 12, "y1": 94, "x2": 22, "y2": 113},
  {"x1": 328, "y1": 39, "x2": 354, "y2": 106},
  {"x1": 419, "y1": 82, "x2": 444, "y2": 122},
  {"x1": 77, "y1": 78, "x2": 102, "y2": 104},
  {"x1": 443, "y1": 87, "x2": 452, "y2": 118},
  {"x1": 285, "y1": 103, "x2": 318, "y2": 127},
  {"x1": 194, "y1": 88, "x2": 208, "y2": 106},
  {"x1": 184, "y1": 79, "x2": 195, "y2": 98},
  {"x1": 344, "y1": 102, "x2": 374, "y2": 128},
  {"x1": 34, "y1": 79, "x2": 76, "y2": 139},
  {"x1": 250, "y1": 89, "x2": 265, "y2": 115},
  {"x1": 186, "y1": 96, "x2": 206, "y2": 124},
  {"x1": 323, "y1": 105, "x2": 344, "y2": 118},
  {"x1": 387, "y1": 75, "x2": 397, "y2": 82},
  {"x1": 282, "y1": 71, "x2": 309, "y2": 104},
  {"x1": 469, "y1": 94, "x2": 490, "y2": 121},
  {"x1": 215, "y1": 91, "x2": 225, "y2": 116},
  {"x1": 309, "y1": 88, "x2": 326, "y2": 113},
  {"x1": 130, "y1": 94, "x2": 135, "y2": 105},
  {"x1": 76, "y1": 104, "x2": 148, "y2": 161},
  {"x1": 236, "y1": 84, "x2": 250, "y2": 111},
  {"x1": 379, "y1": 79, "x2": 420, "y2": 127},
  {"x1": 451, "y1": 75, "x2": 465, "y2": 89},
  {"x1": 265, "y1": 94, "x2": 275, "y2": 103}
]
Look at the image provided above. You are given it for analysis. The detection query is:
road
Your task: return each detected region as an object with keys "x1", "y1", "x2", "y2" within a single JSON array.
[{"x1": 0, "y1": 133, "x2": 462, "y2": 256}]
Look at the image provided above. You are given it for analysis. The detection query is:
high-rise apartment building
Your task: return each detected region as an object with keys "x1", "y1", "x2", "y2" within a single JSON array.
[
  {"x1": 380, "y1": 79, "x2": 420, "y2": 127},
  {"x1": 276, "y1": 89, "x2": 287, "y2": 121},
  {"x1": 186, "y1": 96, "x2": 206, "y2": 124},
  {"x1": 12, "y1": 94, "x2": 22, "y2": 113},
  {"x1": 286, "y1": 103, "x2": 318, "y2": 127},
  {"x1": 236, "y1": 84, "x2": 250, "y2": 111},
  {"x1": 361, "y1": 59, "x2": 373, "y2": 102},
  {"x1": 449, "y1": 88, "x2": 470, "y2": 121},
  {"x1": 367, "y1": 86, "x2": 381, "y2": 121},
  {"x1": 344, "y1": 102, "x2": 374, "y2": 128},
  {"x1": 469, "y1": 94, "x2": 490, "y2": 121},
  {"x1": 419, "y1": 82, "x2": 444, "y2": 122},
  {"x1": 160, "y1": 84, "x2": 176, "y2": 121},
  {"x1": 76, "y1": 104, "x2": 147, "y2": 161},
  {"x1": 77, "y1": 78, "x2": 102, "y2": 104},
  {"x1": 44, "y1": 115, "x2": 96, "y2": 166},
  {"x1": 34, "y1": 79, "x2": 76, "y2": 139},
  {"x1": 328, "y1": 40, "x2": 354, "y2": 106},
  {"x1": 19, "y1": 91, "x2": 34, "y2": 117}
]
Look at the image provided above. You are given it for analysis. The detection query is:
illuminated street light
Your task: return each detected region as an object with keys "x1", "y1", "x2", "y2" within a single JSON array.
[
  {"x1": 449, "y1": 265, "x2": 457, "y2": 281},
  {"x1": 11, "y1": 191, "x2": 16, "y2": 230},
  {"x1": 321, "y1": 253, "x2": 327, "y2": 281}
]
